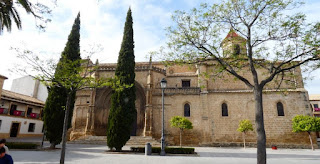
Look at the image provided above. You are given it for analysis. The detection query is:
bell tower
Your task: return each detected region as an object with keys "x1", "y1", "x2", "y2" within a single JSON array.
[{"x1": 221, "y1": 28, "x2": 247, "y2": 57}]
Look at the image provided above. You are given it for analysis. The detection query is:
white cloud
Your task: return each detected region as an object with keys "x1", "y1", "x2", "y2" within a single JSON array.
[{"x1": 0, "y1": 0, "x2": 319, "y2": 96}]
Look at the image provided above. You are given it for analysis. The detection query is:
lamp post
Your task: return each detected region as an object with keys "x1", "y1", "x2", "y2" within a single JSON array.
[{"x1": 160, "y1": 78, "x2": 167, "y2": 156}]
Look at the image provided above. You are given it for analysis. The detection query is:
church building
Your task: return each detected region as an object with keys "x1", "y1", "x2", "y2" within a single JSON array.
[{"x1": 70, "y1": 30, "x2": 317, "y2": 148}]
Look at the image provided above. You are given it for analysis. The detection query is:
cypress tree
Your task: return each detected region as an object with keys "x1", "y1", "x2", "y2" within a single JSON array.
[
  {"x1": 43, "y1": 13, "x2": 81, "y2": 149},
  {"x1": 107, "y1": 8, "x2": 136, "y2": 151}
]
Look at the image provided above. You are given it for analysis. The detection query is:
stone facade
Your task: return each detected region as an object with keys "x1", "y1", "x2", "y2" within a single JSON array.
[
  {"x1": 69, "y1": 60, "x2": 317, "y2": 148},
  {"x1": 70, "y1": 30, "x2": 317, "y2": 148}
]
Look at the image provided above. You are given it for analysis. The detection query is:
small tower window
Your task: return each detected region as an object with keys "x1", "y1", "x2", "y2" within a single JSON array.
[
  {"x1": 277, "y1": 102, "x2": 284, "y2": 116},
  {"x1": 233, "y1": 44, "x2": 241, "y2": 56},
  {"x1": 182, "y1": 80, "x2": 190, "y2": 88},
  {"x1": 222, "y1": 103, "x2": 228, "y2": 117},
  {"x1": 184, "y1": 103, "x2": 190, "y2": 117}
]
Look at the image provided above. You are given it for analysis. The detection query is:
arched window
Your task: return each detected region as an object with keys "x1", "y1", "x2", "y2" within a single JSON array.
[
  {"x1": 184, "y1": 103, "x2": 190, "y2": 117},
  {"x1": 277, "y1": 102, "x2": 284, "y2": 116},
  {"x1": 233, "y1": 44, "x2": 241, "y2": 55},
  {"x1": 222, "y1": 103, "x2": 228, "y2": 117}
]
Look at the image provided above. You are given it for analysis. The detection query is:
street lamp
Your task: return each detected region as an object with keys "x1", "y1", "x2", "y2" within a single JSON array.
[{"x1": 160, "y1": 78, "x2": 167, "y2": 156}]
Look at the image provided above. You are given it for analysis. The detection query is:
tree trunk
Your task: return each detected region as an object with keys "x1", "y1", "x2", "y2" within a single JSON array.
[
  {"x1": 308, "y1": 132, "x2": 314, "y2": 151},
  {"x1": 254, "y1": 88, "x2": 266, "y2": 164},
  {"x1": 243, "y1": 132, "x2": 246, "y2": 149},
  {"x1": 60, "y1": 92, "x2": 73, "y2": 164},
  {"x1": 50, "y1": 143, "x2": 56, "y2": 149},
  {"x1": 180, "y1": 129, "x2": 182, "y2": 148}
]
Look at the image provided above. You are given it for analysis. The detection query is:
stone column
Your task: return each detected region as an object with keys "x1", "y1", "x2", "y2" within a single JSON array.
[
  {"x1": 86, "y1": 88, "x2": 96, "y2": 135},
  {"x1": 144, "y1": 57, "x2": 153, "y2": 136},
  {"x1": 198, "y1": 64, "x2": 211, "y2": 144}
]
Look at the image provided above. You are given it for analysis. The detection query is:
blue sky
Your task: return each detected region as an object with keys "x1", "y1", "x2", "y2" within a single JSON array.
[{"x1": 0, "y1": 0, "x2": 319, "y2": 94}]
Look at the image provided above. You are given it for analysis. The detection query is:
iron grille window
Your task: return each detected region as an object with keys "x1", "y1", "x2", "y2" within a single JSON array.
[
  {"x1": 277, "y1": 102, "x2": 285, "y2": 116},
  {"x1": 28, "y1": 123, "x2": 35, "y2": 132},
  {"x1": 222, "y1": 103, "x2": 228, "y2": 116},
  {"x1": 184, "y1": 104, "x2": 190, "y2": 117}
]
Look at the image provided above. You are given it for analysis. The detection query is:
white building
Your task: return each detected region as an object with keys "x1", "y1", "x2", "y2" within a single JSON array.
[
  {"x1": 0, "y1": 75, "x2": 44, "y2": 139},
  {"x1": 11, "y1": 76, "x2": 48, "y2": 102}
]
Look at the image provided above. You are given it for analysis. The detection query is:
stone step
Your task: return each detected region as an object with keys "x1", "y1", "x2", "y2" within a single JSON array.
[{"x1": 68, "y1": 136, "x2": 161, "y2": 146}]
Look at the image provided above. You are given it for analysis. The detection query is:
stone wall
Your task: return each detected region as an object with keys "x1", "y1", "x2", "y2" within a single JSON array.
[
  {"x1": 70, "y1": 62, "x2": 317, "y2": 148},
  {"x1": 151, "y1": 90, "x2": 317, "y2": 148}
]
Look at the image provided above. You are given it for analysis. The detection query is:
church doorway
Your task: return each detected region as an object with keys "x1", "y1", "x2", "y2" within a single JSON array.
[{"x1": 93, "y1": 82, "x2": 146, "y2": 136}]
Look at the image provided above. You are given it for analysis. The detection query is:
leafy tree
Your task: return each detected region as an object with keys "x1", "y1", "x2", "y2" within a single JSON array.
[
  {"x1": 0, "y1": 0, "x2": 51, "y2": 34},
  {"x1": 170, "y1": 116, "x2": 193, "y2": 147},
  {"x1": 10, "y1": 14, "x2": 113, "y2": 164},
  {"x1": 107, "y1": 8, "x2": 136, "y2": 151},
  {"x1": 292, "y1": 115, "x2": 320, "y2": 150},
  {"x1": 43, "y1": 12, "x2": 80, "y2": 150},
  {"x1": 237, "y1": 119, "x2": 254, "y2": 149},
  {"x1": 163, "y1": 1, "x2": 320, "y2": 163}
]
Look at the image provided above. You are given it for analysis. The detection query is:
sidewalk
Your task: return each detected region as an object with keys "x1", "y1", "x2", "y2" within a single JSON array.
[{"x1": 10, "y1": 142, "x2": 320, "y2": 164}]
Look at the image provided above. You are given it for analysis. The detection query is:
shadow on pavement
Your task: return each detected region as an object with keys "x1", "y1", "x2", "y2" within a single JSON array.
[{"x1": 198, "y1": 152, "x2": 319, "y2": 159}]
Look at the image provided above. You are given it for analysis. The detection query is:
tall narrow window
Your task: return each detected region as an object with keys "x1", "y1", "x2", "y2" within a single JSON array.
[
  {"x1": 222, "y1": 103, "x2": 228, "y2": 117},
  {"x1": 28, "y1": 123, "x2": 35, "y2": 132},
  {"x1": 184, "y1": 103, "x2": 190, "y2": 117},
  {"x1": 27, "y1": 107, "x2": 33, "y2": 116},
  {"x1": 10, "y1": 104, "x2": 17, "y2": 115},
  {"x1": 314, "y1": 104, "x2": 319, "y2": 108},
  {"x1": 277, "y1": 102, "x2": 284, "y2": 116}
]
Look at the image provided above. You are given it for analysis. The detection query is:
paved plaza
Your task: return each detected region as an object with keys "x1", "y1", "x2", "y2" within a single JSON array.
[{"x1": 9, "y1": 142, "x2": 320, "y2": 164}]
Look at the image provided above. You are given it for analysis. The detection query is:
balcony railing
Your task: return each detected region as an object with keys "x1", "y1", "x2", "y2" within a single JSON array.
[
  {"x1": 27, "y1": 113, "x2": 40, "y2": 119},
  {"x1": 0, "y1": 108, "x2": 9, "y2": 114},
  {"x1": 12, "y1": 110, "x2": 25, "y2": 117},
  {"x1": 0, "y1": 108, "x2": 41, "y2": 119},
  {"x1": 154, "y1": 87, "x2": 201, "y2": 95}
]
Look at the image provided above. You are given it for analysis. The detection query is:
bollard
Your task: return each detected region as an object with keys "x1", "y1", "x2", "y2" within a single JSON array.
[{"x1": 145, "y1": 143, "x2": 152, "y2": 155}]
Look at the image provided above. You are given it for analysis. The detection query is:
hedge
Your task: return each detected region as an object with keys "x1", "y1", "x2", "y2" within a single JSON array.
[
  {"x1": 6, "y1": 142, "x2": 38, "y2": 149},
  {"x1": 131, "y1": 147, "x2": 195, "y2": 154}
]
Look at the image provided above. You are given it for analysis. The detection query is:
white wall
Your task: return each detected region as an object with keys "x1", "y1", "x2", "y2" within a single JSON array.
[
  {"x1": 37, "y1": 83, "x2": 48, "y2": 102},
  {"x1": 0, "y1": 116, "x2": 43, "y2": 135},
  {"x1": 11, "y1": 76, "x2": 35, "y2": 97},
  {"x1": 11, "y1": 76, "x2": 48, "y2": 102}
]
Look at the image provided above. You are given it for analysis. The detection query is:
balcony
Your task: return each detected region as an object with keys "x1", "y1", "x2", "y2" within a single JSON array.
[
  {"x1": 11, "y1": 110, "x2": 25, "y2": 117},
  {"x1": 0, "y1": 108, "x2": 9, "y2": 115},
  {"x1": 0, "y1": 108, "x2": 41, "y2": 119},
  {"x1": 154, "y1": 87, "x2": 201, "y2": 95},
  {"x1": 314, "y1": 108, "x2": 320, "y2": 112},
  {"x1": 27, "y1": 113, "x2": 40, "y2": 119}
]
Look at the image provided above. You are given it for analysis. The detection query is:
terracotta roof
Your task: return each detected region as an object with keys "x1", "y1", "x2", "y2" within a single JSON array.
[
  {"x1": 222, "y1": 28, "x2": 246, "y2": 44},
  {"x1": 226, "y1": 29, "x2": 239, "y2": 38},
  {"x1": 0, "y1": 74, "x2": 8, "y2": 79},
  {"x1": 1, "y1": 90, "x2": 44, "y2": 106},
  {"x1": 309, "y1": 94, "x2": 320, "y2": 101}
]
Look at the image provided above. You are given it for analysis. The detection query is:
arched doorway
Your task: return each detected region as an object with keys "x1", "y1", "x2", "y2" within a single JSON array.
[{"x1": 93, "y1": 82, "x2": 146, "y2": 136}]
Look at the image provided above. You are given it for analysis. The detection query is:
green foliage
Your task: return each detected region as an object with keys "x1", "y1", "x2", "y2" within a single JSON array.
[
  {"x1": 292, "y1": 115, "x2": 320, "y2": 150},
  {"x1": 170, "y1": 116, "x2": 193, "y2": 130},
  {"x1": 292, "y1": 115, "x2": 319, "y2": 133},
  {"x1": 107, "y1": 8, "x2": 136, "y2": 151},
  {"x1": 43, "y1": 13, "x2": 80, "y2": 147},
  {"x1": 0, "y1": 0, "x2": 51, "y2": 34},
  {"x1": 130, "y1": 147, "x2": 195, "y2": 154},
  {"x1": 6, "y1": 142, "x2": 38, "y2": 149},
  {"x1": 237, "y1": 119, "x2": 254, "y2": 133}
]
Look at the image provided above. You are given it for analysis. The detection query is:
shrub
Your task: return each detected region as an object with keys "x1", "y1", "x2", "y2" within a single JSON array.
[
  {"x1": 130, "y1": 147, "x2": 195, "y2": 154},
  {"x1": 6, "y1": 142, "x2": 38, "y2": 149}
]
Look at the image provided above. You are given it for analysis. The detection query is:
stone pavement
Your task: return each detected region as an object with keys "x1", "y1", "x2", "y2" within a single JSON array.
[{"x1": 10, "y1": 142, "x2": 320, "y2": 164}]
